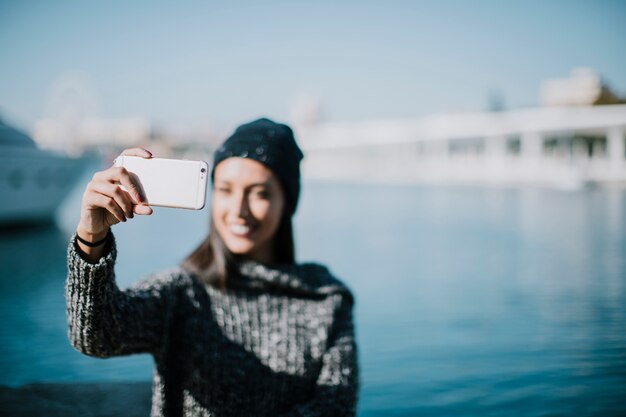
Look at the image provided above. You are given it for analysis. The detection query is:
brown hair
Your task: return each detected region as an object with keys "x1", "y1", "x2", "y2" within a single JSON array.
[{"x1": 181, "y1": 199, "x2": 296, "y2": 289}]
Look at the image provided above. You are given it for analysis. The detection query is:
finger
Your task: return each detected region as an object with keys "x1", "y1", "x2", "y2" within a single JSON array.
[
  {"x1": 92, "y1": 168, "x2": 141, "y2": 205},
  {"x1": 91, "y1": 192, "x2": 127, "y2": 223},
  {"x1": 121, "y1": 147, "x2": 152, "y2": 158},
  {"x1": 134, "y1": 204, "x2": 153, "y2": 215},
  {"x1": 88, "y1": 181, "x2": 135, "y2": 219},
  {"x1": 100, "y1": 167, "x2": 143, "y2": 204}
]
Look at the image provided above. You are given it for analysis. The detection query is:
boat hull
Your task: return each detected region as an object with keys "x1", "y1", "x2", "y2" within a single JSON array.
[{"x1": 0, "y1": 148, "x2": 92, "y2": 226}]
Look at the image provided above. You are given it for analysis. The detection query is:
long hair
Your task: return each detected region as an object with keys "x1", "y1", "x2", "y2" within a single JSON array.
[{"x1": 181, "y1": 203, "x2": 296, "y2": 289}]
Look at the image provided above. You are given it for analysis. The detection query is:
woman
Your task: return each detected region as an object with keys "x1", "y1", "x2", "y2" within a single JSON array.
[{"x1": 66, "y1": 118, "x2": 359, "y2": 416}]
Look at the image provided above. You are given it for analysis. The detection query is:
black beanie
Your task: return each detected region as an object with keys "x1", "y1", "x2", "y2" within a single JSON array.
[{"x1": 212, "y1": 118, "x2": 304, "y2": 215}]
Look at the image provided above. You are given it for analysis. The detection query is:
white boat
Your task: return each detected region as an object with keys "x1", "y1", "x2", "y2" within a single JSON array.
[{"x1": 0, "y1": 120, "x2": 93, "y2": 226}]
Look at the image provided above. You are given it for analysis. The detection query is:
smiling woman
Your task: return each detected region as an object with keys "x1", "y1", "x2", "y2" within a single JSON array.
[
  {"x1": 182, "y1": 118, "x2": 301, "y2": 289},
  {"x1": 65, "y1": 118, "x2": 359, "y2": 417},
  {"x1": 212, "y1": 159, "x2": 286, "y2": 262}
]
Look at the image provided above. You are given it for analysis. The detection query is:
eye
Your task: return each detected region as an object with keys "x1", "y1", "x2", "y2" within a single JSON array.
[
  {"x1": 249, "y1": 192, "x2": 266, "y2": 200},
  {"x1": 216, "y1": 186, "x2": 231, "y2": 193},
  {"x1": 250, "y1": 187, "x2": 269, "y2": 199}
]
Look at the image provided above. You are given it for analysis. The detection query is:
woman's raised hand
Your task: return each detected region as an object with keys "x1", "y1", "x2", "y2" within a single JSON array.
[{"x1": 76, "y1": 148, "x2": 154, "y2": 248}]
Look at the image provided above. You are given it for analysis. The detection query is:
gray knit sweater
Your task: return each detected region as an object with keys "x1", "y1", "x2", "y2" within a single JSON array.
[{"x1": 66, "y1": 233, "x2": 359, "y2": 417}]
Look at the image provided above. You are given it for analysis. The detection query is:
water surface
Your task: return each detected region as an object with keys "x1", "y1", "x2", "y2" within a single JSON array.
[{"x1": 1, "y1": 182, "x2": 625, "y2": 416}]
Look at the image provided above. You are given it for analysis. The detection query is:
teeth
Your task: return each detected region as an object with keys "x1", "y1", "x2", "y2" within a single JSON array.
[{"x1": 228, "y1": 224, "x2": 251, "y2": 236}]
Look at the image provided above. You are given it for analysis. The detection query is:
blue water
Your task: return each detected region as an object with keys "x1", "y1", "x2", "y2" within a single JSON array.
[{"x1": 1, "y1": 178, "x2": 625, "y2": 416}]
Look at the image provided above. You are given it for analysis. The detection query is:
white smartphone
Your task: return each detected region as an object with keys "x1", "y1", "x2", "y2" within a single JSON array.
[{"x1": 113, "y1": 156, "x2": 209, "y2": 210}]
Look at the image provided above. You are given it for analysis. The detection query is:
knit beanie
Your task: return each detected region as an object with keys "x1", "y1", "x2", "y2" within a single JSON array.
[{"x1": 212, "y1": 118, "x2": 304, "y2": 215}]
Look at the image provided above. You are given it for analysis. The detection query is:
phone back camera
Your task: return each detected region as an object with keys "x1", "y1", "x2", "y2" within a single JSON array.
[{"x1": 201, "y1": 168, "x2": 206, "y2": 173}]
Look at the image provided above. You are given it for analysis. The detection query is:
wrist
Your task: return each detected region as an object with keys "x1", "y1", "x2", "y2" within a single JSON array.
[
  {"x1": 76, "y1": 225, "x2": 110, "y2": 244},
  {"x1": 77, "y1": 230, "x2": 111, "y2": 248}
]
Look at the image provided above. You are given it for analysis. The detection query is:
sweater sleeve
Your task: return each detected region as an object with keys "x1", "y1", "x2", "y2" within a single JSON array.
[
  {"x1": 65, "y1": 233, "x2": 176, "y2": 358},
  {"x1": 278, "y1": 294, "x2": 359, "y2": 417}
]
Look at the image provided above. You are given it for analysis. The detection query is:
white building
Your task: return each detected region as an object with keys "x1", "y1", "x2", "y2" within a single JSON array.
[
  {"x1": 297, "y1": 70, "x2": 626, "y2": 188},
  {"x1": 297, "y1": 105, "x2": 626, "y2": 188},
  {"x1": 34, "y1": 116, "x2": 151, "y2": 155},
  {"x1": 540, "y1": 68, "x2": 622, "y2": 107}
]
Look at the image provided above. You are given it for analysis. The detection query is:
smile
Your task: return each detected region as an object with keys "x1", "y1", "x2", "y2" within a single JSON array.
[{"x1": 228, "y1": 223, "x2": 254, "y2": 237}]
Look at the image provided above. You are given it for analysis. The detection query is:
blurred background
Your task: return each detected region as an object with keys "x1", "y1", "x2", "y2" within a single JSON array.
[{"x1": 1, "y1": 1, "x2": 625, "y2": 416}]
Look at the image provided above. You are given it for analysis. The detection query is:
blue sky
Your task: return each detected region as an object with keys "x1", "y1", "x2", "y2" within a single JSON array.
[{"x1": 1, "y1": 0, "x2": 625, "y2": 132}]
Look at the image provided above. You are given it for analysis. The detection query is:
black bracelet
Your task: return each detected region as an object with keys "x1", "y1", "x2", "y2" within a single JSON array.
[{"x1": 76, "y1": 230, "x2": 111, "y2": 247}]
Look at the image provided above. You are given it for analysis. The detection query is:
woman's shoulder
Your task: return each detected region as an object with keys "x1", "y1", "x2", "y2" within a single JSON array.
[
  {"x1": 131, "y1": 266, "x2": 196, "y2": 292},
  {"x1": 296, "y1": 262, "x2": 343, "y2": 287},
  {"x1": 236, "y1": 260, "x2": 355, "y2": 304},
  {"x1": 293, "y1": 262, "x2": 355, "y2": 305}
]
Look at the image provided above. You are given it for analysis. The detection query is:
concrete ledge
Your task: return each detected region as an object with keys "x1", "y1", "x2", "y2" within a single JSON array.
[{"x1": 0, "y1": 382, "x2": 151, "y2": 417}]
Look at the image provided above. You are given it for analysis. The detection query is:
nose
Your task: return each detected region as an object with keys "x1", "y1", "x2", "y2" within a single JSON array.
[{"x1": 233, "y1": 191, "x2": 250, "y2": 218}]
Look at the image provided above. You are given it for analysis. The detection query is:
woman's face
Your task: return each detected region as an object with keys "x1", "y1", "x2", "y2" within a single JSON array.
[{"x1": 212, "y1": 157, "x2": 285, "y2": 264}]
